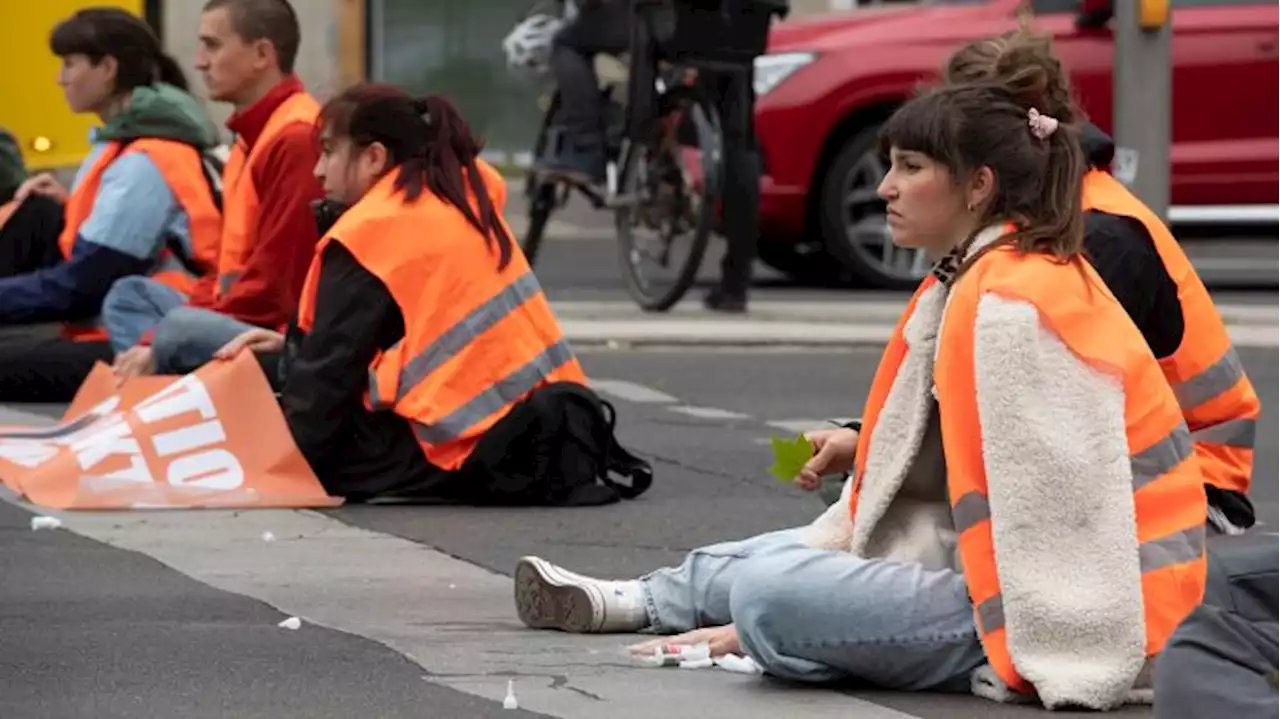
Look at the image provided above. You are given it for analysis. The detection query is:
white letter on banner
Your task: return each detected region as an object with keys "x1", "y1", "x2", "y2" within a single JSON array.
[
  {"x1": 84, "y1": 453, "x2": 155, "y2": 485},
  {"x1": 0, "y1": 441, "x2": 59, "y2": 468},
  {"x1": 72, "y1": 416, "x2": 143, "y2": 471},
  {"x1": 151, "y1": 420, "x2": 226, "y2": 458},
  {"x1": 167, "y1": 449, "x2": 244, "y2": 491},
  {"x1": 133, "y1": 375, "x2": 217, "y2": 425}
]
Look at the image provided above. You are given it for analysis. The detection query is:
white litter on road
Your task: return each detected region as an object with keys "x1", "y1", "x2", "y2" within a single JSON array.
[
  {"x1": 261, "y1": 531, "x2": 276, "y2": 542},
  {"x1": 503, "y1": 679, "x2": 519, "y2": 710},
  {"x1": 277, "y1": 616, "x2": 302, "y2": 630},
  {"x1": 30, "y1": 516, "x2": 61, "y2": 531}
]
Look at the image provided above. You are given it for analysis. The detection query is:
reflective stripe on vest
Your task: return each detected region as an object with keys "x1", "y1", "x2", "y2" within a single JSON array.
[
  {"x1": 296, "y1": 164, "x2": 587, "y2": 470},
  {"x1": 56, "y1": 139, "x2": 222, "y2": 342},
  {"x1": 852, "y1": 248, "x2": 1207, "y2": 695},
  {"x1": 215, "y1": 92, "x2": 320, "y2": 298},
  {"x1": 1083, "y1": 170, "x2": 1260, "y2": 495}
]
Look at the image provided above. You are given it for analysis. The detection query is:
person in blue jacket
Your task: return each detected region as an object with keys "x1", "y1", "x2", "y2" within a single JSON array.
[{"x1": 0, "y1": 8, "x2": 221, "y2": 402}]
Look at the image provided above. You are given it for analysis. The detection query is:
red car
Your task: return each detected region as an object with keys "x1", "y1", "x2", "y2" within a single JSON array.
[{"x1": 751, "y1": 0, "x2": 1279, "y2": 289}]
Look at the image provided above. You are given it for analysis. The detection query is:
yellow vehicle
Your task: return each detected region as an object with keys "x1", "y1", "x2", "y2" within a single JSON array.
[{"x1": 0, "y1": 1, "x2": 155, "y2": 171}]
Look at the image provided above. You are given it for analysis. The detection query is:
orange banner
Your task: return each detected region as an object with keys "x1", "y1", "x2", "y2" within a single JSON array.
[{"x1": 0, "y1": 352, "x2": 342, "y2": 510}]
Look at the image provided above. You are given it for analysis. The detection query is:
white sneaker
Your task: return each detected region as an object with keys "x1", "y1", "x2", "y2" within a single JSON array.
[{"x1": 514, "y1": 556, "x2": 649, "y2": 633}]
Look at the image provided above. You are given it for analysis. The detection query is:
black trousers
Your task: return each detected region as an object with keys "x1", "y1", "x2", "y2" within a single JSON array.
[
  {"x1": 0, "y1": 196, "x2": 111, "y2": 403},
  {"x1": 1154, "y1": 605, "x2": 1278, "y2": 718},
  {"x1": 552, "y1": 4, "x2": 761, "y2": 299}
]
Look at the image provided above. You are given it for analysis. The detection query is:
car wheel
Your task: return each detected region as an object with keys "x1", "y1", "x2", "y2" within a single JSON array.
[
  {"x1": 756, "y1": 240, "x2": 851, "y2": 287},
  {"x1": 818, "y1": 125, "x2": 929, "y2": 290}
]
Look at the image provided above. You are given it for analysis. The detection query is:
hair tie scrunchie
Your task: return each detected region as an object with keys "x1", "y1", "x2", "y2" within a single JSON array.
[
  {"x1": 411, "y1": 97, "x2": 432, "y2": 126},
  {"x1": 1028, "y1": 107, "x2": 1059, "y2": 140}
]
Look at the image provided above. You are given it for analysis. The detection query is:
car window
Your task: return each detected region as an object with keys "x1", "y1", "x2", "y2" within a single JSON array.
[{"x1": 1031, "y1": 0, "x2": 1079, "y2": 13}]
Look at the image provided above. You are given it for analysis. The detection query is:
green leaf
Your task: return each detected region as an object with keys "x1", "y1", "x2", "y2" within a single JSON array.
[{"x1": 768, "y1": 434, "x2": 813, "y2": 482}]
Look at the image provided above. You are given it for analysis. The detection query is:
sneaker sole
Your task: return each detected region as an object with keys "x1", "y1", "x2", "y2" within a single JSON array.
[{"x1": 513, "y1": 557, "x2": 603, "y2": 633}]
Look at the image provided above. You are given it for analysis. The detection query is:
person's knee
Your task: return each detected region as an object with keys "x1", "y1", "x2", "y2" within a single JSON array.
[
  {"x1": 150, "y1": 307, "x2": 210, "y2": 366},
  {"x1": 102, "y1": 276, "x2": 153, "y2": 317}
]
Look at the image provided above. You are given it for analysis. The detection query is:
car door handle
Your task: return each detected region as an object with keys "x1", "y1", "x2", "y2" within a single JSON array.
[{"x1": 1259, "y1": 40, "x2": 1277, "y2": 57}]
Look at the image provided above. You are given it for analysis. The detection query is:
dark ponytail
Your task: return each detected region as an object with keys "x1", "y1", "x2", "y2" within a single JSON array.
[
  {"x1": 319, "y1": 84, "x2": 515, "y2": 271},
  {"x1": 153, "y1": 52, "x2": 190, "y2": 92},
  {"x1": 50, "y1": 8, "x2": 186, "y2": 95}
]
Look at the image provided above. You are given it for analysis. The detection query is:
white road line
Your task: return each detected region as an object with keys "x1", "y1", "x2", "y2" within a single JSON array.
[
  {"x1": 766, "y1": 418, "x2": 855, "y2": 435},
  {"x1": 589, "y1": 379, "x2": 679, "y2": 404},
  {"x1": 668, "y1": 406, "x2": 752, "y2": 420}
]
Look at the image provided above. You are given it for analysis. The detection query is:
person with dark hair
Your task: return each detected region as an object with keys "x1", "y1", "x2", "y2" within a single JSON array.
[
  {"x1": 514, "y1": 80, "x2": 1209, "y2": 710},
  {"x1": 942, "y1": 29, "x2": 1261, "y2": 535},
  {"x1": 105, "y1": 0, "x2": 323, "y2": 381},
  {"x1": 0, "y1": 7, "x2": 222, "y2": 402},
  {"x1": 0, "y1": 128, "x2": 28, "y2": 207},
  {"x1": 212, "y1": 84, "x2": 595, "y2": 503}
]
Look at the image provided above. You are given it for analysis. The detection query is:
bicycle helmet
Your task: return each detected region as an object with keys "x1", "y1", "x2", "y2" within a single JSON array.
[{"x1": 502, "y1": 13, "x2": 565, "y2": 76}]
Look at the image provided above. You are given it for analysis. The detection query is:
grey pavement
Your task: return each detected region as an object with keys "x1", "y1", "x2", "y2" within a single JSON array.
[
  {"x1": 0, "y1": 344, "x2": 1274, "y2": 718},
  {"x1": 0, "y1": 498, "x2": 548, "y2": 719}
]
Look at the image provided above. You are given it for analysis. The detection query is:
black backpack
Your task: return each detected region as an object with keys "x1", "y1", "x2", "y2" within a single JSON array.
[{"x1": 461, "y1": 381, "x2": 653, "y2": 506}]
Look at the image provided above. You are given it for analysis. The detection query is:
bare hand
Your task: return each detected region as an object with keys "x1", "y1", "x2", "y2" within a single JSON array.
[
  {"x1": 15, "y1": 173, "x2": 68, "y2": 204},
  {"x1": 213, "y1": 328, "x2": 284, "y2": 360},
  {"x1": 795, "y1": 427, "x2": 858, "y2": 491},
  {"x1": 628, "y1": 624, "x2": 741, "y2": 658},
  {"x1": 112, "y1": 346, "x2": 157, "y2": 385}
]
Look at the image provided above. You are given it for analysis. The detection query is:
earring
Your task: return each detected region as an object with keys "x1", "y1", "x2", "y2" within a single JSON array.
[{"x1": 966, "y1": 202, "x2": 975, "y2": 212}]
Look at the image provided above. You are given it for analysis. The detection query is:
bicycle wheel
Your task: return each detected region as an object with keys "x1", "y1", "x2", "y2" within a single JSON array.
[
  {"x1": 614, "y1": 92, "x2": 722, "y2": 312},
  {"x1": 521, "y1": 93, "x2": 562, "y2": 267}
]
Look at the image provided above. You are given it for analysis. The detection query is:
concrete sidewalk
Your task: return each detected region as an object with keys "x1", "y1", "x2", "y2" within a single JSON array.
[{"x1": 551, "y1": 299, "x2": 1280, "y2": 348}]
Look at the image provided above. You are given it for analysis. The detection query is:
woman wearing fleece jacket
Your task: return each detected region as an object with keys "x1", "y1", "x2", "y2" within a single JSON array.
[{"x1": 514, "y1": 77, "x2": 1208, "y2": 710}]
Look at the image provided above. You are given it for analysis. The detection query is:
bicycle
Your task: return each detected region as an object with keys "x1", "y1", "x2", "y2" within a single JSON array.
[{"x1": 517, "y1": 0, "x2": 774, "y2": 312}]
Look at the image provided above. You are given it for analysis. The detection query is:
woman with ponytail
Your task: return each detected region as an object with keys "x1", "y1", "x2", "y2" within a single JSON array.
[
  {"x1": 0, "y1": 6, "x2": 221, "y2": 402},
  {"x1": 216, "y1": 83, "x2": 592, "y2": 502}
]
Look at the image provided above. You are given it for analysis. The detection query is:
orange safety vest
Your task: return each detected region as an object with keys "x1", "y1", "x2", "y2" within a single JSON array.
[
  {"x1": 296, "y1": 163, "x2": 587, "y2": 470},
  {"x1": 216, "y1": 91, "x2": 320, "y2": 298},
  {"x1": 58, "y1": 138, "x2": 222, "y2": 341},
  {"x1": 851, "y1": 248, "x2": 1206, "y2": 696},
  {"x1": 1083, "y1": 170, "x2": 1260, "y2": 496}
]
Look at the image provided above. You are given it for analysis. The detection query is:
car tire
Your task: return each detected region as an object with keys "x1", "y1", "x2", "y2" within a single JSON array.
[{"x1": 817, "y1": 125, "x2": 929, "y2": 290}]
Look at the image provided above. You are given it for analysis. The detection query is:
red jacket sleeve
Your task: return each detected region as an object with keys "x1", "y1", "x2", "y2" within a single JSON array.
[{"x1": 209, "y1": 122, "x2": 323, "y2": 329}]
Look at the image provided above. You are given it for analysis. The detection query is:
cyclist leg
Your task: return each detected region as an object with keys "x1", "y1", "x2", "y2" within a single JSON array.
[
  {"x1": 705, "y1": 65, "x2": 760, "y2": 313},
  {"x1": 540, "y1": 2, "x2": 631, "y2": 183}
]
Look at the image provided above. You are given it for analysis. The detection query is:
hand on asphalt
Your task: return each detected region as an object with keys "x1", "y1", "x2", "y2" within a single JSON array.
[
  {"x1": 795, "y1": 427, "x2": 858, "y2": 491},
  {"x1": 628, "y1": 624, "x2": 741, "y2": 658}
]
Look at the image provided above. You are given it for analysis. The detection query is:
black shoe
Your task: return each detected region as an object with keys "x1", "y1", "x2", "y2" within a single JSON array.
[{"x1": 703, "y1": 288, "x2": 747, "y2": 313}]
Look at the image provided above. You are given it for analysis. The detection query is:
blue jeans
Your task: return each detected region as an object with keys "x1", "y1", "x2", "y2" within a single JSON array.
[
  {"x1": 102, "y1": 276, "x2": 257, "y2": 373},
  {"x1": 639, "y1": 530, "x2": 987, "y2": 690}
]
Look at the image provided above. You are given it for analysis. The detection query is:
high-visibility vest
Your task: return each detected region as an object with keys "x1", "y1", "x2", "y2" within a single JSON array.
[
  {"x1": 851, "y1": 248, "x2": 1207, "y2": 695},
  {"x1": 215, "y1": 91, "x2": 320, "y2": 298},
  {"x1": 296, "y1": 162, "x2": 587, "y2": 470},
  {"x1": 58, "y1": 138, "x2": 222, "y2": 341},
  {"x1": 1083, "y1": 169, "x2": 1260, "y2": 496}
]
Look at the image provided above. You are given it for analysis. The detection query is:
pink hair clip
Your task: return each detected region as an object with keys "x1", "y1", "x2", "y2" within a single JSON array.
[{"x1": 1028, "y1": 108, "x2": 1059, "y2": 140}]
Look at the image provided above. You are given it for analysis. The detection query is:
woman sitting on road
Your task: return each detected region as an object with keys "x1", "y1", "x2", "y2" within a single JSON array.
[
  {"x1": 213, "y1": 83, "x2": 598, "y2": 503},
  {"x1": 514, "y1": 79, "x2": 1209, "y2": 709},
  {"x1": 943, "y1": 29, "x2": 1261, "y2": 535}
]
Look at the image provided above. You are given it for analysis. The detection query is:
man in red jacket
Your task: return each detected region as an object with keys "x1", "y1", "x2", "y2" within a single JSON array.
[{"x1": 106, "y1": 0, "x2": 323, "y2": 378}]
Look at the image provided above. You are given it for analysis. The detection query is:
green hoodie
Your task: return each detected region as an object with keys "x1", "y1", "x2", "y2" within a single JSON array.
[
  {"x1": 0, "y1": 128, "x2": 28, "y2": 204},
  {"x1": 96, "y1": 82, "x2": 221, "y2": 150}
]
